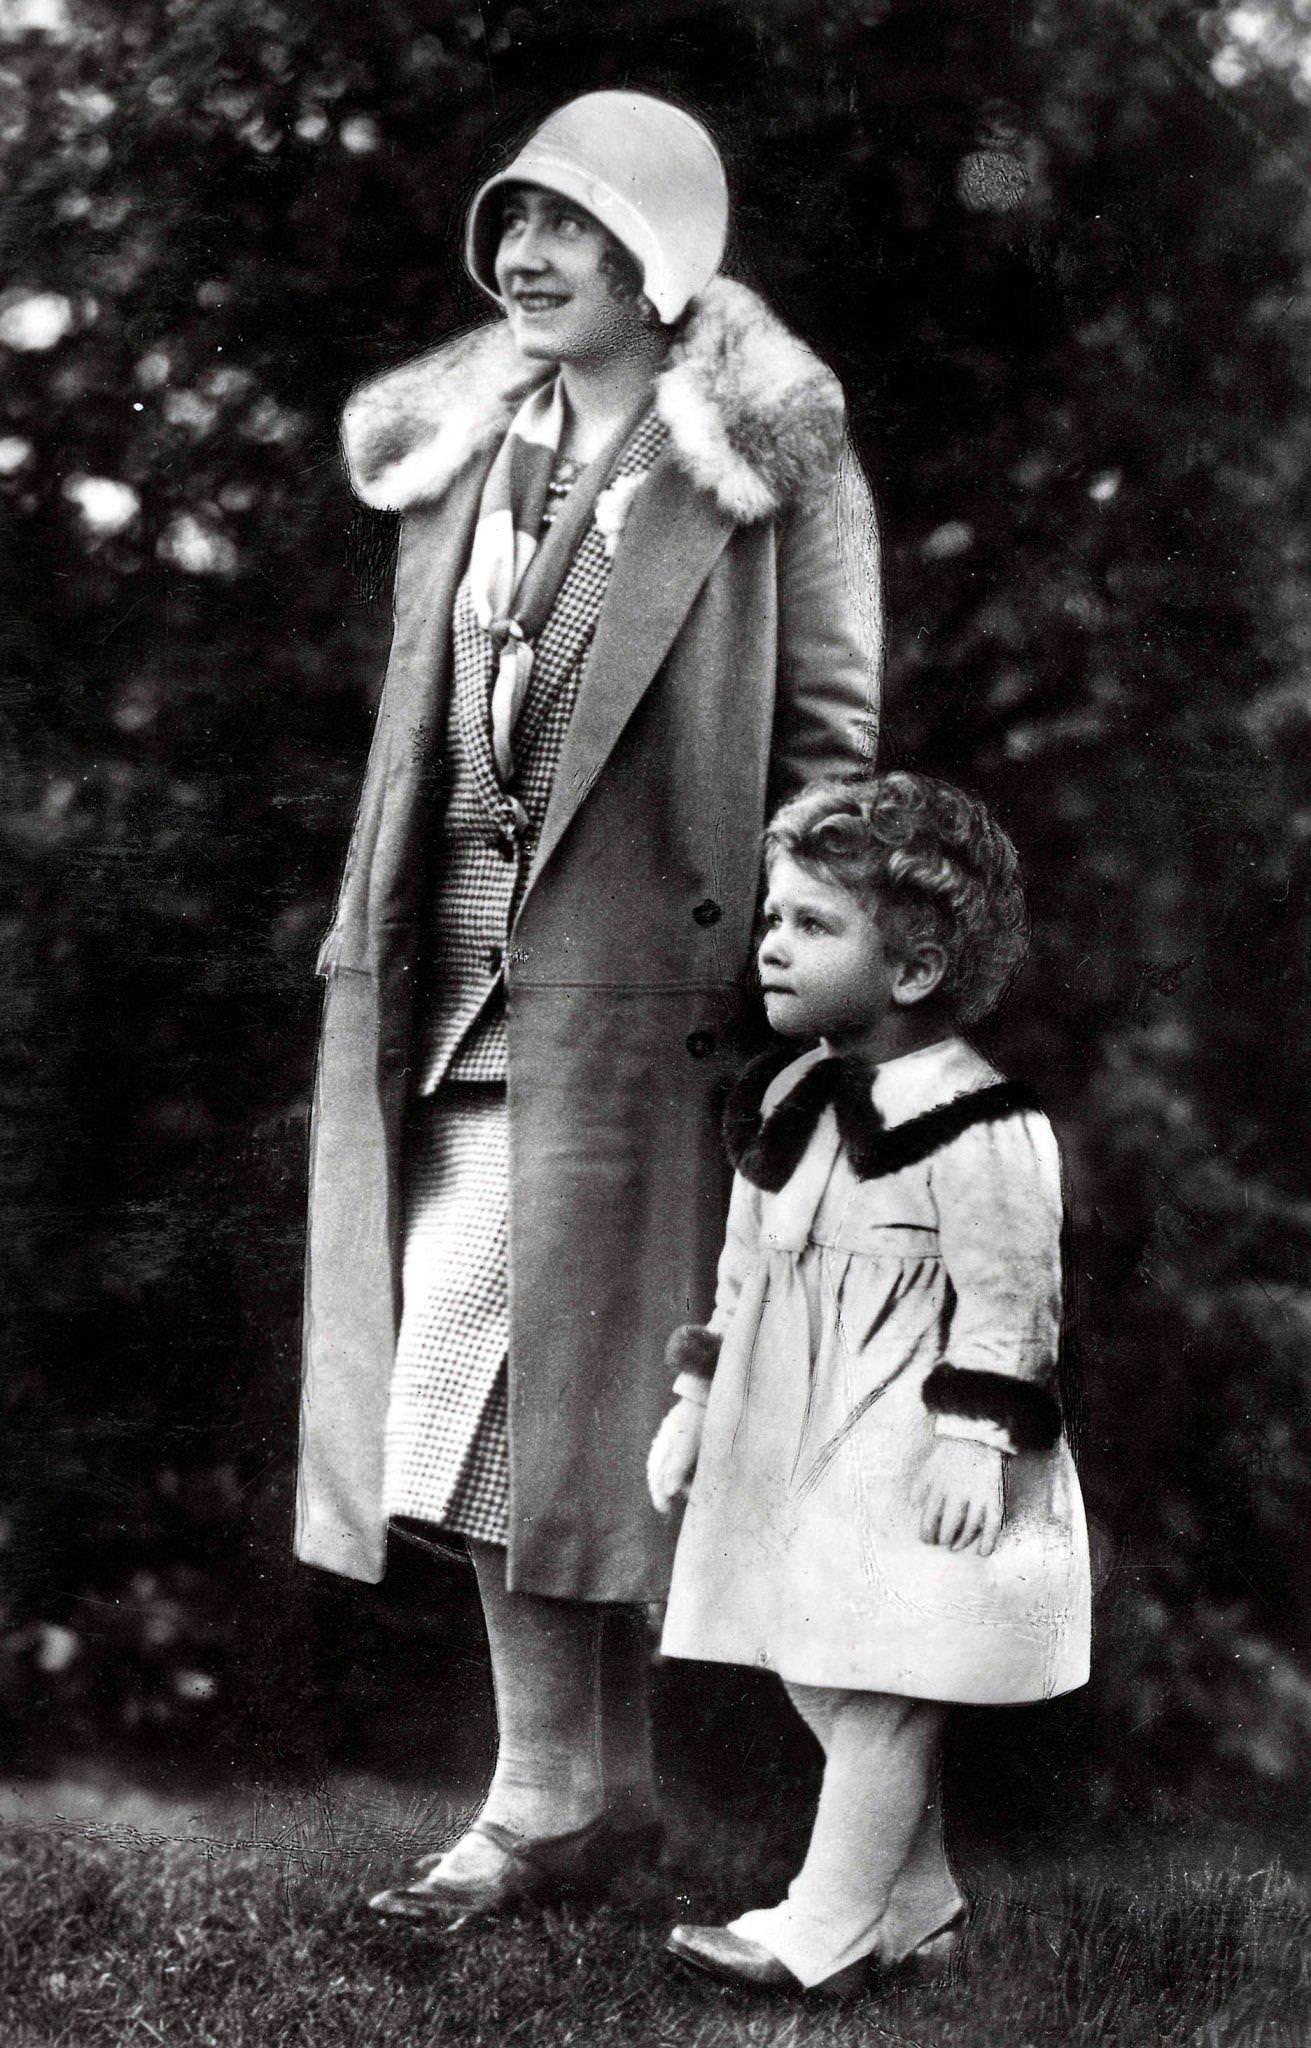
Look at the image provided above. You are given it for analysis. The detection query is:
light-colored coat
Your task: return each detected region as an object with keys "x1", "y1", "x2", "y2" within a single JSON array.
[
  {"x1": 295, "y1": 279, "x2": 882, "y2": 1598},
  {"x1": 661, "y1": 1039, "x2": 1092, "y2": 1703}
]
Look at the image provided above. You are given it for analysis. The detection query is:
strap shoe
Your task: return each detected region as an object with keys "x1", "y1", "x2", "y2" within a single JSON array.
[{"x1": 369, "y1": 1811, "x2": 663, "y2": 1930}]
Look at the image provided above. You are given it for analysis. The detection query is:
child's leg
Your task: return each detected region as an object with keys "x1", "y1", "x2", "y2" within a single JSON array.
[
  {"x1": 783, "y1": 1681, "x2": 961, "y2": 1960},
  {"x1": 730, "y1": 1685, "x2": 962, "y2": 1988},
  {"x1": 784, "y1": 1679, "x2": 841, "y2": 1752},
  {"x1": 873, "y1": 1755, "x2": 962, "y2": 1961}
]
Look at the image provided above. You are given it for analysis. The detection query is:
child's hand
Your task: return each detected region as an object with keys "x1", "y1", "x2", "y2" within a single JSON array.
[
  {"x1": 911, "y1": 1439, "x2": 1005, "y2": 1556},
  {"x1": 646, "y1": 1396, "x2": 706, "y2": 1515}
]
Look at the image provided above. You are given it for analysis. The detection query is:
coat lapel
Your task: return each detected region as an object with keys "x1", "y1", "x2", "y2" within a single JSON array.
[
  {"x1": 524, "y1": 459, "x2": 733, "y2": 896},
  {"x1": 449, "y1": 581, "x2": 511, "y2": 828},
  {"x1": 353, "y1": 458, "x2": 490, "y2": 967}
]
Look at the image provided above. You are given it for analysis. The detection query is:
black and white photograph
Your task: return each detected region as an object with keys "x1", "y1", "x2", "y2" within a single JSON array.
[{"x1": 1, "y1": 1, "x2": 1308, "y2": 2041}]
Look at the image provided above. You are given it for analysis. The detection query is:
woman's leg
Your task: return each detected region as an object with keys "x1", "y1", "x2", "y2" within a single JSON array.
[
  {"x1": 457, "y1": 1539, "x2": 604, "y2": 1849},
  {"x1": 424, "y1": 1542, "x2": 657, "y2": 1884},
  {"x1": 729, "y1": 1685, "x2": 961, "y2": 1988},
  {"x1": 597, "y1": 1603, "x2": 661, "y2": 1829}
]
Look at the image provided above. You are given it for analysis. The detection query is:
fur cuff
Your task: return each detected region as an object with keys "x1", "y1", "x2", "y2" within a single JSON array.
[
  {"x1": 922, "y1": 1363, "x2": 1062, "y2": 1454},
  {"x1": 665, "y1": 1324, "x2": 722, "y2": 1381}
]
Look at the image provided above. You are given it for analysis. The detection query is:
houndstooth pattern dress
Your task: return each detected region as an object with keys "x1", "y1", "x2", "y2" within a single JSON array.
[{"x1": 384, "y1": 411, "x2": 669, "y2": 1543}]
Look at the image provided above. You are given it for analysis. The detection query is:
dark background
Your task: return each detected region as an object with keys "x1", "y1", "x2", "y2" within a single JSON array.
[{"x1": 2, "y1": 0, "x2": 1310, "y2": 1830}]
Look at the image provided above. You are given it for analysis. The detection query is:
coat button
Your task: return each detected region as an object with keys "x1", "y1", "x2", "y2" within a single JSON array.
[
  {"x1": 487, "y1": 945, "x2": 504, "y2": 975},
  {"x1": 692, "y1": 898, "x2": 722, "y2": 927},
  {"x1": 487, "y1": 833, "x2": 516, "y2": 860},
  {"x1": 686, "y1": 1029, "x2": 717, "y2": 1060}
]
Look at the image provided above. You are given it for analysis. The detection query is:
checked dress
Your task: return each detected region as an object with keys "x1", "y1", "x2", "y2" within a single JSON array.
[{"x1": 383, "y1": 407, "x2": 670, "y2": 1543}]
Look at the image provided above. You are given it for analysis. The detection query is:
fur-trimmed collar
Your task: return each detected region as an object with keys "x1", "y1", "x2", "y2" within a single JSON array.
[
  {"x1": 341, "y1": 277, "x2": 845, "y2": 525},
  {"x1": 724, "y1": 1047, "x2": 1041, "y2": 1193}
]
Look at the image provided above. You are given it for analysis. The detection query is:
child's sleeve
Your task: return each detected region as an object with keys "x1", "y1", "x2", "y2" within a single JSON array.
[
  {"x1": 924, "y1": 1108, "x2": 1065, "y2": 1455},
  {"x1": 665, "y1": 1171, "x2": 764, "y2": 1405}
]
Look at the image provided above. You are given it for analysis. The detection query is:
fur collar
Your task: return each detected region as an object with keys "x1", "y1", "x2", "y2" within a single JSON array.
[
  {"x1": 724, "y1": 1047, "x2": 1041, "y2": 1193},
  {"x1": 341, "y1": 277, "x2": 846, "y2": 525}
]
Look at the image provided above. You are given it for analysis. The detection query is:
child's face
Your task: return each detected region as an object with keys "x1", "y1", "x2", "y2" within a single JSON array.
[{"x1": 758, "y1": 856, "x2": 903, "y2": 1044}]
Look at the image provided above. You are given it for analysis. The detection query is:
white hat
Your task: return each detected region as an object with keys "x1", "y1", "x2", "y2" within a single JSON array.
[{"x1": 466, "y1": 91, "x2": 728, "y2": 326}]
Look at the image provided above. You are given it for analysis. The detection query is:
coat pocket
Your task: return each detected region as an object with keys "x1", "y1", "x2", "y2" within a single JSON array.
[{"x1": 819, "y1": 1219, "x2": 939, "y2": 1259}]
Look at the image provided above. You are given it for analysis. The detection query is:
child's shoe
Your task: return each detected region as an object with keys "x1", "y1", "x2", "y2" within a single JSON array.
[
  {"x1": 666, "y1": 1904, "x2": 967, "y2": 2000},
  {"x1": 666, "y1": 1924, "x2": 867, "y2": 1998},
  {"x1": 894, "y1": 1909, "x2": 967, "y2": 1983}
]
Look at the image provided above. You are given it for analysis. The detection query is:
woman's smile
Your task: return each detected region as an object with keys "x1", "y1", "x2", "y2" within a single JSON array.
[{"x1": 509, "y1": 285, "x2": 571, "y2": 314}]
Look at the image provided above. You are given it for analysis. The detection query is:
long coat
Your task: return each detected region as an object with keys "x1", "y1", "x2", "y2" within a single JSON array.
[
  {"x1": 295, "y1": 278, "x2": 882, "y2": 1599},
  {"x1": 661, "y1": 1040, "x2": 1092, "y2": 1702}
]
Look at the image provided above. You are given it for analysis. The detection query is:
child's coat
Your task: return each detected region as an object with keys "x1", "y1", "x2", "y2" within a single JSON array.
[{"x1": 660, "y1": 1038, "x2": 1091, "y2": 1704}]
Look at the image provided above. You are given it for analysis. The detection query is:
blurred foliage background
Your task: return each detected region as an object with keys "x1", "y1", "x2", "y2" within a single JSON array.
[{"x1": 2, "y1": 0, "x2": 1310, "y2": 1822}]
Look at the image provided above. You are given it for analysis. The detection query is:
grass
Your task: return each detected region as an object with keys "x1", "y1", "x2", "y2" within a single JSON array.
[{"x1": 0, "y1": 1786, "x2": 1306, "y2": 2047}]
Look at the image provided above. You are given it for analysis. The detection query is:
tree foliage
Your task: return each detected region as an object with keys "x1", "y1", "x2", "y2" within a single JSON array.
[{"x1": 2, "y1": 0, "x2": 1310, "y2": 1803}]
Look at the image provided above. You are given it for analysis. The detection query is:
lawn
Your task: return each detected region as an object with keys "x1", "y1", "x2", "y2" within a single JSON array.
[{"x1": 0, "y1": 1783, "x2": 1306, "y2": 2047}]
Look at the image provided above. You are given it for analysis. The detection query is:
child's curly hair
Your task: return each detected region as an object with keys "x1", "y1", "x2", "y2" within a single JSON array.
[{"x1": 765, "y1": 773, "x2": 1029, "y2": 1025}]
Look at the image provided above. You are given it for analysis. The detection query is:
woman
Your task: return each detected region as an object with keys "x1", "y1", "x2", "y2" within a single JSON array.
[{"x1": 296, "y1": 89, "x2": 881, "y2": 1925}]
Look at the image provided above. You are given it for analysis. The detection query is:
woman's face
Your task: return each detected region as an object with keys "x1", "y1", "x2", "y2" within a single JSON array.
[{"x1": 494, "y1": 183, "x2": 651, "y2": 367}]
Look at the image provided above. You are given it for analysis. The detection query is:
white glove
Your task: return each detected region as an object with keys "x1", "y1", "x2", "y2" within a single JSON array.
[{"x1": 646, "y1": 1396, "x2": 707, "y2": 1515}]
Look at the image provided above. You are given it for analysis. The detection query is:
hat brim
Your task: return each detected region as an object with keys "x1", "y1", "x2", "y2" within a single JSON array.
[{"x1": 465, "y1": 155, "x2": 670, "y2": 319}]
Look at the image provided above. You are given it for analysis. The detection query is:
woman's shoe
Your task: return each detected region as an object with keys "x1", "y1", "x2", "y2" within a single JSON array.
[
  {"x1": 412, "y1": 1808, "x2": 662, "y2": 1879},
  {"x1": 370, "y1": 1811, "x2": 664, "y2": 1929},
  {"x1": 666, "y1": 1904, "x2": 968, "y2": 2001}
]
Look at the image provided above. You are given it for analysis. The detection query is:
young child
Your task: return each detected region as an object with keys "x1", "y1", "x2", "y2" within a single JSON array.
[{"x1": 648, "y1": 772, "x2": 1091, "y2": 1999}]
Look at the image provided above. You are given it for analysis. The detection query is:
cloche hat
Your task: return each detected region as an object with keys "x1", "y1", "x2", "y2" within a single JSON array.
[{"x1": 465, "y1": 90, "x2": 728, "y2": 326}]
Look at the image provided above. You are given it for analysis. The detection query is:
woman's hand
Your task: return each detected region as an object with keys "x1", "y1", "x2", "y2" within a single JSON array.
[
  {"x1": 646, "y1": 1397, "x2": 706, "y2": 1515},
  {"x1": 911, "y1": 1439, "x2": 1005, "y2": 1556}
]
